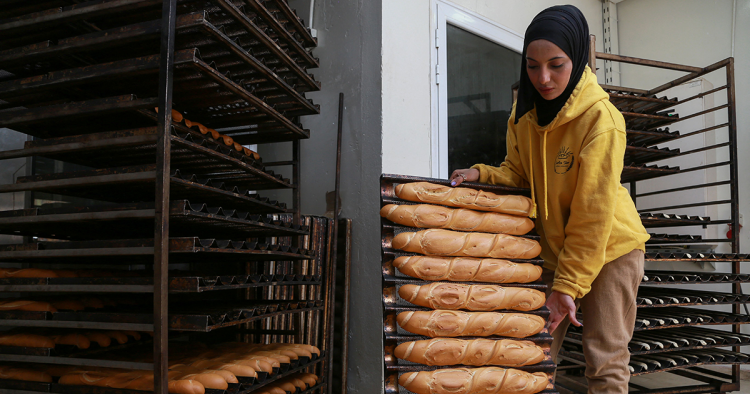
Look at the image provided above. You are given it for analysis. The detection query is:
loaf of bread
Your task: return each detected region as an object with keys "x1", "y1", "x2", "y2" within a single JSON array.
[
  {"x1": 211, "y1": 356, "x2": 274, "y2": 372},
  {"x1": 58, "y1": 371, "x2": 111, "y2": 386},
  {"x1": 381, "y1": 204, "x2": 534, "y2": 235},
  {"x1": 273, "y1": 378, "x2": 298, "y2": 392},
  {"x1": 0, "y1": 300, "x2": 56, "y2": 312},
  {"x1": 188, "y1": 360, "x2": 257, "y2": 378},
  {"x1": 397, "y1": 310, "x2": 545, "y2": 338},
  {"x1": 83, "y1": 332, "x2": 111, "y2": 348},
  {"x1": 395, "y1": 182, "x2": 533, "y2": 216},
  {"x1": 60, "y1": 370, "x2": 207, "y2": 394},
  {"x1": 297, "y1": 373, "x2": 318, "y2": 387},
  {"x1": 169, "y1": 370, "x2": 227, "y2": 390},
  {"x1": 168, "y1": 379, "x2": 206, "y2": 394},
  {"x1": 170, "y1": 364, "x2": 238, "y2": 384},
  {"x1": 392, "y1": 229, "x2": 541, "y2": 259},
  {"x1": 51, "y1": 333, "x2": 91, "y2": 349},
  {"x1": 394, "y1": 256, "x2": 542, "y2": 283},
  {"x1": 399, "y1": 367, "x2": 549, "y2": 394},
  {"x1": 399, "y1": 283, "x2": 545, "y2": 311},
  {"x1": 0, "y1": 268, "x2": 60, "y2": 278},
  {"x1": 0, "y1": 333, "x2": 55, "y2": 348},
  {"x1": 50, "y1": 300, "x2": 85, "y2": 311},
  {"x1": 0, "y1": 365, "x2": 53, "y2": 382},
  {"x1": 394, "y1": 338, "x2": 545, "y2": 366}
]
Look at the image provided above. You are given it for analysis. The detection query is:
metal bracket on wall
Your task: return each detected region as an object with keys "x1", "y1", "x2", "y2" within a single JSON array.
[{"x1": 602, "y1": 1, "x2": 621, "y2": 86}]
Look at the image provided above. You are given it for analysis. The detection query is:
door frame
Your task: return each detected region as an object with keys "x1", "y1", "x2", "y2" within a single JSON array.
[{"x1": 431, "y1": 0, "x2": 524, "y2": 178}]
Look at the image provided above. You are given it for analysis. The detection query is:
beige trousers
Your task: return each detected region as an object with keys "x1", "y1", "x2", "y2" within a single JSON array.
[{"x1": 543, "y1": 249, "x2": 645, "y2": 394}]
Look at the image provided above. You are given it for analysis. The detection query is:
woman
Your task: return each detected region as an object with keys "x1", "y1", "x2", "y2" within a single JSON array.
[{"x1": 449, "y1": 5, "x2": 649, "y2": 394}]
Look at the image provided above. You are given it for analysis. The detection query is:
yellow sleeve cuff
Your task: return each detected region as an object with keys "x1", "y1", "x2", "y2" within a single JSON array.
[
  {"x1": 551, "y1": 281, "x2": 580, "y2": 299},
  {"x1": 471, "y1": 164, "x2": 490, "y2": 184}
]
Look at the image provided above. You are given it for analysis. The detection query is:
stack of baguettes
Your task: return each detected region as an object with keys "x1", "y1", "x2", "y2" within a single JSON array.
[{"x1": 381, "y1": 182, "x2": 550, "y2": 394}]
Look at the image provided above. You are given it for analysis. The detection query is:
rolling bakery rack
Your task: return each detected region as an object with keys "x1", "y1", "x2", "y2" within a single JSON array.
[
  {"x1": 0, "y1": 1, "x2": 337, "y2": 394},
  {"x1": 554, "y1": 40, "x2": 747, "y2": 394},
  {"x1": 380, "y1": 174, "x2": 558, "y2": 394}
]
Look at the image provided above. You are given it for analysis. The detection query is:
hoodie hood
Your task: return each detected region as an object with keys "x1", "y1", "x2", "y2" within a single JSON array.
[{"x1": 527, "y1": 66, "x2": 609, "y2": 133}]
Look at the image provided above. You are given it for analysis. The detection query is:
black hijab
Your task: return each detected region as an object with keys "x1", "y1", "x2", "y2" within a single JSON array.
[{"x1": 514, "y1": 5, "x2": 590, "y2": 126}]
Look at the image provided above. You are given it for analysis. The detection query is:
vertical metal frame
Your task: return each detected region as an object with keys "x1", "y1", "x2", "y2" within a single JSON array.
[
  {"x1": 154, "y1": 0, "x2": 177, "y2": 392},
  {"x1": 725, "y1": 57, "x2": 741, "y2": 382}
]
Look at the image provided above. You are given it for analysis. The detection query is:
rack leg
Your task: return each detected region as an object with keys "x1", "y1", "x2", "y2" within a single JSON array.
[{"x1": 154, "y1": 0, "x2": 177, "y2": 393}]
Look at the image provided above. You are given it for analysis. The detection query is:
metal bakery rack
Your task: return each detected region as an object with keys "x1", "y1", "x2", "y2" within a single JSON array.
[
  {"x1": 554, "y1": 38, "x2": 746, "y2": 394},
  {"x1": 380, "y1": 174, "x2": 558, "y2": 394},
  {"x1": 0, "y1": 1, "x2": 337, "y2": 393}
]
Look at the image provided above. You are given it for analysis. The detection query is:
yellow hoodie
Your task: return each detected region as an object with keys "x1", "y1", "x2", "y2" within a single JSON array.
[{"x1": 472, "y1": 66, "x2": 650, "y2": 299}]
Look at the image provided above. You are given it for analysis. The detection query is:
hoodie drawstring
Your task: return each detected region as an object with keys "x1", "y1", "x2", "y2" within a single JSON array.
[
  {"x1": 528, "y1": 136, "x2": 537, "y2": 219},
  {"x1": 542, "y1": 131, "x2": 549, "y2": 220},
  {"x1": 528, "y1": 129, "x2": 549, "y2": 220}
]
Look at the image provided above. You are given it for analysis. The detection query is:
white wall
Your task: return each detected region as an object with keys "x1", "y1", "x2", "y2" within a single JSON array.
[
  {"x1": 616, "y1": 0, "x2": 750, "y2": 339},
  {"x1": 381, "y1": 0, "x2": 606, "y2": 177},
  {"x1": 617, "y1": 0, "x2": 750, "y2": 251}
]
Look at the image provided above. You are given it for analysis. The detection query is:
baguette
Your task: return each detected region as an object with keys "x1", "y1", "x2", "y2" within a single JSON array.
[
  {"x1": 273, "y1": 379, "x2": 298, "y2": 392},
  {"x1": 395, "y1": 182, "x2": 533, "y2": 216},
  {"x1": 399, "y1": 283, "x2": 545, "y2": 311},
  {"x1": 297, "y1": 373, "x2": 318, "y2": 387},
  {"x1": 397, "y1": 310, "x2": 544, "y2": 338},
  {"x1": 225, "y1": 352, "x2": 279, "y2": 366},
  {"x1": 381, "y1": 204, "x2": 534, "y2": 235},
  {"x1": 0, "y1": 366, "x2": 53, "y2": 383},
  {"x1": 58, "y1": 371, "x2": 111, "y2": 386},
  {"x1": 170, "y1": 365, "x2": 238, "y2": 384},
  {"x1": 0, "y1": 300, "x2": 56, "y2": 312},
  {"x1": 168, "y1": 379, "x2": 206, "y2": 394},
  {"x1": 198, "y1": 356, "x2": 273, "y2": 373},
  {"x1": 170, "y1": 371, "x2": 227, "y2": 390},
  {"x1": 0, "y1": 268, "x2": 59, "y2": 278},
  {"x1": 392, "y1": 229, "x2": 541, "y2": 259},
  {"x1": 394, "y1": 338, "x2": 545, "y2": 366},
  {"x1": 102, "y1": 330, "x2": 129, "y2": 345},
  {"x1": 394, "y1": 256, "x2": 542, "y2": 283},
  {"x1": 188, "y1": 361, "x2": 257, "y2": 378},
  {"x1": 50, "y1": 333, "x2": 91, "y2": 349},
  {"x1": 399, "y1": 367, "x2": 548, "y2": 394},
  {"x1": 50, "y1": 300, "x2": 85, "y2": 311},
  {"x1": 83, "y1": 332, "x2": 111, "y2": 348},
  {"x1": 0, "y1": 333, "x2": 55, "y2": 348}
]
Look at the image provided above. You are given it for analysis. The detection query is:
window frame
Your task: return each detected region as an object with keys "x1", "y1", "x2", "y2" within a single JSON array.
[{"x1": 431, "y1": 0, "x2": 524, "y2": 178}]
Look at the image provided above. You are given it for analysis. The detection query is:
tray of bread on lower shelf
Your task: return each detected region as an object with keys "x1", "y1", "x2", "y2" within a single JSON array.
[
  {"x1": 380, "y1": 174, "x2": 557, "y2": 394},
  {"x1": 0, "y1": 341, "x2": 324, "y2": 394}
]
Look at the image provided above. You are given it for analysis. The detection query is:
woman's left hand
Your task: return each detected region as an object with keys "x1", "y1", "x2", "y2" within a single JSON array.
[{"x1": 546, "y1": 290, "x2": 582, "y2": 332}]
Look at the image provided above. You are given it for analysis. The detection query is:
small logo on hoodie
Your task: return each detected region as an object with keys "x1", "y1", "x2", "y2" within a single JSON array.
[{"x1": 555, "y1": 146, "x2": 575, "y2": 174}]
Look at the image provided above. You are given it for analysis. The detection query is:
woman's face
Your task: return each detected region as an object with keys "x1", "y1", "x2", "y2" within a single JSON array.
[{"x1": 525, "y1": 39, "x2": 573, "y2": 100}]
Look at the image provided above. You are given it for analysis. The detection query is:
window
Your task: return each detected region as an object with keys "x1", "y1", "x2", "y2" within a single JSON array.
[{"x1": 433, "y1": 1, "x2": 524, "y2": 178}]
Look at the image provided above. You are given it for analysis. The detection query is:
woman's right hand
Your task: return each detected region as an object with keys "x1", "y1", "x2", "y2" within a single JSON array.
[{"x1": 449, "y1": 168, "x2": 480, "y2": 187}]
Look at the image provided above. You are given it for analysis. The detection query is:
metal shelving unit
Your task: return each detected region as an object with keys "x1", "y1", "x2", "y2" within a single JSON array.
[
  {"x1": 554, "y1": 39, "x2": 745, "y2": 394},
  {"x1": 0, "y1": 1, "x2": 334, "y2": 393}
]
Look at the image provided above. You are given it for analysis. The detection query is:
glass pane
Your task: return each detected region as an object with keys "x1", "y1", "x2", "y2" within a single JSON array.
[{"x1": 447, "y1": 24, "x2": 522, "y2": 171}]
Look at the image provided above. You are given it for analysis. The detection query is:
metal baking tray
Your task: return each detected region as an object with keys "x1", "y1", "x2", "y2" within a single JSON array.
[
  {"x1": 0, "y1": 300, "x2": 324, "y2": 332},
  {"x1": 1, "y1": 165, "x2": 289, "y2": 213},
  {"x1": 0, "y1": 200, "x2": 306, "y2": 240},
  {"x1": 0, "y1": 237, "x2": 313, "y2": 263}
]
